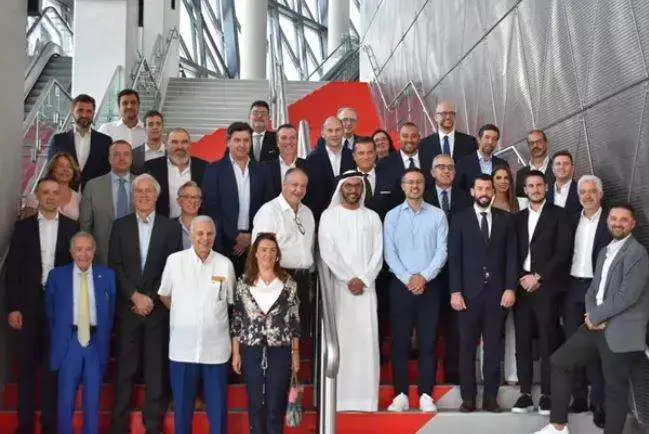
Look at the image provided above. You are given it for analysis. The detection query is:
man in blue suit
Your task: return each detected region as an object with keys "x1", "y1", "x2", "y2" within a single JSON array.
[
  {"x1": 203, "y1": 122, "x2": 272, "y2": 275},
  {"x1": 454, "y1": 124, "x2": 509, "y2": 192},
  {"x1": 45, "y1": 231, "x2": 116, "y2": 434},
  {"x1": 448, "y1": 174, "x2": 518, "y2": 413},
  {"x1": 547, "y1": 150, "x2": 581, "y2": 215}
]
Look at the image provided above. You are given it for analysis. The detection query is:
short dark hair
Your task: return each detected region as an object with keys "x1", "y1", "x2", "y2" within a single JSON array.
[
  {"x1": 353, "y1": 136, "x2": 375, "y2": 151},
  {"x1": 398, "y1": 121, "x2": 418, "y2": 132},
  {"x1": 551, "y1": 150, "x2": 574, "y2": 164},
  {"x1": 478, "y1": 123, "x2": 500, "y2": 140},
  {"x1": 117, "y1": 88, "x2": 140, "y2": 105},
  {"x1": 472, "y1": 173, "x2": 493, "y2": 188},
  {"x1": 72, "y1": 94, "x2": 96, "y2": 110},
  {"x1": 276, "y1": 123, "x2": 296, "y2": 134},
  {"x1": 144, "y1": 110, "x2": 164, "y2": 124},
  {"x1": 250, "y1": 100, "x2": 270, "y2": 112},
  {"x1": 609, "y1": 202, "x2": 637, "y2": 220},
  {"x1": 524, "y1": 169, "x2": 547, "y2": 185},
  {"x1": 36, "y1": 176, "x2": 60, "y2": 192},
  {"x1": 527, "y1": 129, "x2": 548, "y2": 143},
  {"x1": 226, "y1": 121, "x2": 253, "y2": 140},
  {"x1": 401, "y1": 167, "x2": 425, "y2": 183}
]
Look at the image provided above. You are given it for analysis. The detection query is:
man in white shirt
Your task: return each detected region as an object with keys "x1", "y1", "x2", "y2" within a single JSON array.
[
  {"x1": 248, "y1": 100, "x2": 279, "y2": 162},
  {"x1": 132, "y1": 110, "x2": 166, "y2": 172},
  {"x1": 263, "y1": 123, "x2": 307, "y2": 197},
  {"x1": 549, "y1": 150, "x2": 581, "y2": 214},
  {"x1": 159, "y1": 216, "x2": 235, "y2": 434},
  {"x1": 97, "y1": 89, "x2": 146, "y2": 149},
  {"x1": 515, "y1": 129, "x2": 555, "y2": 198}
]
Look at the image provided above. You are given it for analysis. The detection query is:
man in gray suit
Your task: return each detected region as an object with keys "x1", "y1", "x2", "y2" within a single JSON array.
[
  {"x1": 532, "y1": 203, "x2": 649, "y2": 434},
  {"x1": 80, "y1": 140, "x2": 135, "y2": 265}
]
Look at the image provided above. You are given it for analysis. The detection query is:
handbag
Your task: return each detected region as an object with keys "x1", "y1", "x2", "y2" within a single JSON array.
[{"x1": 285, "y1": 371, "x2": 303, "y2": 427}]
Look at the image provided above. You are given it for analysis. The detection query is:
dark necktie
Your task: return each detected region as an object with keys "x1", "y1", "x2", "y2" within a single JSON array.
[
  {"x1": 408, "y1": 157, "x2": 415, "y2": 169},
  {"x1": 443, "y1": 135, "x2": 451, "y2": 155},
  {"x1": 480, "y1": 212, "x2": 490, "y2": 242},
  {"x1": 116, "y1": 178, "x2": 129, "y2": 218},
  {"x1": 344, "y1": 138, "x2": 350, "y2": 150},
  {"x1": 441, "y1": 190, "x2": 450, "y2": 215},
  {"x1": 363, "y1": 173, "x2": 373, "y2": 205}
]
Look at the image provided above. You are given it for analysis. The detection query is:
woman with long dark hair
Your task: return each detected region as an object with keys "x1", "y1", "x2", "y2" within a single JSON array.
[
  {"x1": 492, "y1": 165, "x2": 519, "y2": 213},
  {"x1": 371, "y1": 129, "x2": 396, "y2": 160}
]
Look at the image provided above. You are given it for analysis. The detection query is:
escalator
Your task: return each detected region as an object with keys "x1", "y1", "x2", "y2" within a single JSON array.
[{"x1": 24, "y1": 54, "x2": 72, "y2": 118}]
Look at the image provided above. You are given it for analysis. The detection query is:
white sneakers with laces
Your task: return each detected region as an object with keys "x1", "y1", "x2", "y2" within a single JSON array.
[{"x1": 386, "y1": 393, "x2": 438, "y2": 412}]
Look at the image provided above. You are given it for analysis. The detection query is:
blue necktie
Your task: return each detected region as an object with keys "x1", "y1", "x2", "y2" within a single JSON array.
[
  {"x1": 440, "y1": 190, "x2": 450, "y2": 215},
  {"x1": 116, "y1": 178, "x2": 129, "y2": 218},
  {"x1": 442, "y1": 135, "x2": 451, "y2": 155}
]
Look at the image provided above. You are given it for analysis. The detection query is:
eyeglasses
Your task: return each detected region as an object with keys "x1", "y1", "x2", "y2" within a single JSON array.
[
  {"x1": 436, "y1": 111, "x2": 456, "y2": 117},
  {"x1": 294, "y1": 215, "x2": 306, "y2": 235},
  {"x1": 179, "y1": 195, "x2": 202, "y2": 201},
  {"x1": 434, "y1": 164, "x2": 455, "y2": 171},
  {"x1": 402, "y1": 180, "x2": 425, "y2": 186}
]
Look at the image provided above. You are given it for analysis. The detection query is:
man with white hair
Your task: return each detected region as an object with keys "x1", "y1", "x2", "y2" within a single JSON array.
[
  {"x1": 159, "y1": 216, "x2": 236, "y2": 434},
  {"x1": 318, "y1": 171, "x2": 383, "y2": 411},
  {"x1": 108, "y1": 173, "x2": 183, "y2": 434}
]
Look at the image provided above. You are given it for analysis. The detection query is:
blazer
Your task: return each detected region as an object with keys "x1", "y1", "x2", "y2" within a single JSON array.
[
  {"x1": 515, "y1": 164, "x2": 556, "y2": 197},
  {"x1": 303, "y1": 146, "x2": 355, "y2": 222},
  {"x1": 131, "y1": 144, "x2": 145, "y2": 174},
  {"x1": 449, "y1": 207, "x2": 518, "y2": 299},
  {"x1": 514, "y1": 203, "x2": 573, "y2": 290},
  {"x1": 315, "y1": 134, "x2": 360, "y2": 152},
  {"x1": 424, "y1": 186, "x2": 473, "y2": 221},
  {"x1": 252, "y1": 130, "x2": 279, "y2": 162},
  {"x1": 108, "y1": 213, "x2": 182, "y2": 310},
  {"x1": 454, "y1": 152, "x2": 509, "y2": 192},
  {"x1": 263, "y1": 157, "x2": 307, "y2": 198},
  {"x1": 45, "y1": 264, "x2": 116, "y2": 370},
  {"x1": 585, "y1": 235, "x2": 649, "y2": 353},
  {"x1": 47, "y1": 129, "x2": 112, "y2": 188},
  {"x1": 547, "y1": 180, "x2": 582, "y2": 215},
  {"x1": 143, "y1": 156, "x2": 207, "y2": 217},
  {"x1": 376, "y1": 149, "x2": 434, "y2": 201},
  {"x1": 364, "y1": 165, "x2": 401, "y2": 221},
  {"x1": 5, "y1": 214, "x2": 78, "y2": 315},
  {"x1": 79, "y1": 172, "x2": 136, "y2": 266},
  {"x1": 419, "y1": 130, "x2": 478, "y2": 162},
  {"x1": 202, "y1": 157, "x2": 272, "y2": 254}
]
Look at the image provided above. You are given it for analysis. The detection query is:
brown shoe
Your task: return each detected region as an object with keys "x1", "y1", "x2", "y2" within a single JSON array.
[
  {"x1": 482, "y1": 397, "x2": 503, "y2": 413},
  {"x1": 459, "y1": 400, "x2": 476, "y2": 412}
]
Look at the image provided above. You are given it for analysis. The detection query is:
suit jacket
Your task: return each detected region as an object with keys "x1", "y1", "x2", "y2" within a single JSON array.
[
  {"x1": 376, "y1": 149, "x2": 434, "y2": 203},
  {"x1": 143, "y1": 156, "x2": 207, "y2": 217},
  {"x1": 108, "y1": 213, "x2": 182, "y2": 312},
  {"x1": 316, "y1": 134, "x2": 360, "y2": 152},
  {"x1": 547, "y1": 180, "x2": 581, "y2": 215},
  {"x1": 80, "y1": 172, "x2": 136, "y2": 265},
  {"x1": 424, "y1": 186, "x2": 473, "y2": 221},
  {"x1": 514, "y1": 203, "x2": 573, "y2": 291},
  {"x1": 247, "y1": 130, "x2": 279, "y2": 162},
  {"x1": 585, "y1": 235, "x2": 649, "y2": 353},
  {"x1": 364, "y1": 166, "x2": 401, "y2": 221},
  {"x1": 515, "y1": 164, "x2": 556, "y2": 197},
  {"x1": 263, "y1": 157, "x2": 307, "y2": 198},
  {"x1": 303, "y1": 146, "x2": 355, "y2": 222},
  {"x1": 449, "y1": 207, "x2": 518, "y2": 299},
  {"x1": 5, "y1": 215, "x2": 78, "y2": 315},
  {"x1": 454, "y1": 152, "x2": 509, "y2": 192},
  {"x1": 202, "y1": 157, "x2": 272, "y2": 254},
  {"x1": 47, "y1": 129, "x2": 112, "y2": 188},
  {"x1": 45, "y1": 264, "x2": 116, "y2": 370},
  {"x1": 131, "y1": 145, "x2": 145, "y2": 173},
  {"x1": 419, "y1": 130, "x2": 478, "y2": 162}
]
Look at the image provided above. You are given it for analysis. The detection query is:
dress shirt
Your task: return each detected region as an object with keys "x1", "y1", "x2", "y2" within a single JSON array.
[
  {"x1": 438, "y1": 130, "x2": 455, "y2": 156},
  {"x1": 180, "y1": 218, "x2": 192, "y2": 250},
  {"x1": 74, "y1": 126, "x2": 91, "y2": 170},
  {"x1": 38, "y1": 211, "x2": 59, "y2": 286},
  {"x1": 523, "y1": 201, "x2": 545, "y2": 272},
  {"x1": 474, "y1": 203, "x2": 492, "y2": 237},
  {"x1": 97, "y1": 118, "x2": 146, "y2": 149},
  {"x1": 325, "y1": 145, "x2": 343, "y2": 177},
  {"x1": 158, "y1": 248, "x2": 236, "y2": 364},
  {"x1": 477, "y1": 150, "x2": 493, "y2": 174},
  {"x1": 571, "y1": 208, "x2": 602, "y2": 278},
  {"x1": 400, "y1": 150, "x2": 420, "y2": 169},
  {"x1": 167, "y1": 159, "x2": 192, "y2": 219},
  {"x1": 137, "y1": 211, "x2": 155, "y2": 271},
  {"x1": 144, "y1": 143, "x2": 166, "y2": 161},
  {"x1": 230, "y1": 156, "x2": 251, "y2": 231},
  {"x1": 73, "y1": 264, "x2": 97, "y2": 325},
  {"x1": 553, "y1": 180, "x2": 572, "y2": 208},
  {"x1": 529, "y1": 156, "x2": 550, "y2": 174},
  {"x1": 279, "y1": 156, "x2": 297, "y2": 181},
  {"x1": 358, "y1": 167, "x2": 376, "y2": 193},
  {"x1": 110, "y1": 172, "x2": 132, "y2": 217},
  {"x1": 596, "y1": 235, "x2": 631, "y2": 306},
  {"x1": 436, "y1": 185, "x2": 452, "y2": 211},
  {"x1": 252, "y1": 194, "x2": 315, "y2": 269},
  {"x1": 383, "y1": 201, "x2": 448, "y2": 285},
  {"x1": 250, "y1": 278, "x2": 283, "y2": 314}
]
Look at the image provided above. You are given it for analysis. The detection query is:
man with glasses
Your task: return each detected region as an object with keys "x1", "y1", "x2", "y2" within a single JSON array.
[
  {"x1": 420, "y1": 101, "x2": 478, "y2": 162},
  {"x1": 455, "y1": 124, "x2": 509, "y2": 192},
  {"x1": 176, "y1": 181, "x2": 203, "y2": 249},
  {"x1": 248, "y1": 100, "x2": 279, "y2": 162},
  {"x1": 317, "y1": 107, "x2": 360, "y2": 151},
  {"x1": 515, "y1": 129, "x2": 555, "y2": 198}
]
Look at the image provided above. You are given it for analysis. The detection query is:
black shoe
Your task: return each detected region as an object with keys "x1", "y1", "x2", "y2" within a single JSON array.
[
  {"x1": 482, "y1": 397, "x2": 503, "y2": 413},
  {"x1": 569, "y1": 397, "x2": 589, "y2": 413},
  {"x1": 459, "y1": 400, "x2": 476, "y2": 412},
  {"x1": 511, "y1": 394, "x2": 534, "y2": 413},
  {"x1": 538, "y1": 395, "x2": 551, "y2": 416},
  {"x1": 590, "y1": 404, "x2": 606, "y2": 429}
]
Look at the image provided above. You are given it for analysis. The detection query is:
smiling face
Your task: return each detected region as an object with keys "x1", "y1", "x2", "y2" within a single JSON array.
[
  {"x1": 607, "y1": 207, "x2": 636, "y2": 240},
  {"x1": 337, "y1": 108, "x2": 358, "y2": 137},
  {"x1": 552, "y1": 155, "x2": 574, "y2": 183},
  {"x1": 71, "y1": 235, "x2": 95, "y2": 271},
  {"x1": 353, "y1": 141, "x2": 377, "y2": 173},
  {"x1": 119, "y1": 93, "x2": 140, "y2": 123},
  {"x1": 191, "y1": 220, "x2": 215, "y2": 258},
  {"x1": 492, "y1": 167, "x2": 511, "y2": 194},
  {"x1": 524, "y1": 174, "x2": 547, "y2": 204},
  {"x1": 145, "y1": 114, "x2": 163, "y2": 143},
  {"x1": 435, "y1": 101, "x2": 456, "y2": 133},
  {"x1": 471, "y1": 178, "x2": 495, "y2": 208},
  {"x1": 340, "y1": 178, "x2": 363, "y2": 205},
  {"x1": 527, "y1": 131, "x2": 548, "y2": 160},
  {"x1": 228, "y1": 130, "x2": 252, "y2": 161},
  {"x1": 249, "y1": 105, "x2": 270, "y2": 133},
  {"x1": 133, "y1": 177, "x2": 158, "y2": 215},
  {"x1": 167, "y1": 130, "x2": 191, "y2": 165},
  {"x1": 109, "y1": 142, "x2": 133, "y2": 174},
  {"x1": 37, "y1": 179, "x2": 61, "y2": 213},
  {"x1": 52, "y1": 155, "x2": 75, "y2": 185},
  {"x1": 282, "y1": 170, "x2": 308, "y2": 208},
  {"x1": 277, "y1": 127, "x2": 298, "y2": 161},
  {"x1": 399, "y1": 124, "x2": 420, "y2": 155},
  {"x1": 401, "y1": 170, "x2": 425, "y2": 200},
  {"x1": 478, "y1": 128, "x2": 499, "y2": 156},
  {"x1": 373, "y1": 131, "x2": 391, "y2": 159},
  {"x1": 255, "y1": 238, "x2": 279, "y2": 271},
  {"x1": 73, "y1": 101, "x2": 94, "y2": 130},
  {"x1": 578, "y1": 180, "x2": 603, "y2": 214},
  {"x1": 178, "y1": 184, "x2": 202, "y2": 216},
  {"x1": 322, "y1": 117, "x2": 344, "y2": 149},
  {"x1": 432, "y1": 154, "x2": 455, "y2": 188}
]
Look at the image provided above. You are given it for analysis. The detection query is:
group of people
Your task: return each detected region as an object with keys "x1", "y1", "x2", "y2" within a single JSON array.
[{"x1": 5, "y1": 87, "x2": 648, "y2": 434}]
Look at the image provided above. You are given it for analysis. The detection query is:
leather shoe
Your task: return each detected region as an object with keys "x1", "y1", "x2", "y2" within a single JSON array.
[
  {"x1": 459, "y1": 400, "x2": 476, "y2": 412},
  {"x1": 482, "y1": 396, "x2": 503, "y2": 413},
  {"x1": 590, "y1": 404, "x2": 605, "y2": 429}
]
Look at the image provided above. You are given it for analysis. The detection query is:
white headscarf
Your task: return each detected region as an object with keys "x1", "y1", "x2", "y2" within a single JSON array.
[{"x1": 328, "y1": 170, "x2": 366, "y2": 208}]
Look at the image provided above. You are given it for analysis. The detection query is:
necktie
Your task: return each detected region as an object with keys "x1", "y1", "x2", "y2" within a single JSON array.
[
  {"x1": 480, "y1": 212, "x2": 490, "y2": 243},
  {"x1": 253, "y1": 134, "x2": 262, "y2": 161},
  {"x1": 443, "y1": 135, "x2": 451, "y2": 155},
  {"x1": 344, "y1": 138, "x2": 350, "y2": 150},
  {"x1": 408, "y1": 157, "x2": 415, "y2": 169},
  {"x1": 441, "y1": 190, "x2": 450, "y2": 215},
  {"x1": 363, "y1": 173, "x2": 373, "y2": 203},
  {"x1": 78, "y1": 271, "x2": 90, "y2": 347},
  {"x1": 116, "y1": 178, "x2": 129, "y2": 218}
]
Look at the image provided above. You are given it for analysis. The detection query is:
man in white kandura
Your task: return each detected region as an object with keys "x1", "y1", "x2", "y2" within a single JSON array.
[{"x1": 318, "y1": 170, "x2": 383, "y2": 411}]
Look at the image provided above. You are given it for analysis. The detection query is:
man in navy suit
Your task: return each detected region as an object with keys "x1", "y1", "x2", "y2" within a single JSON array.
[
  {"x1": 47, "y1": 94, "x2": 112, "y2": 188},
  {"x1": 203, "y1": 122, "x2": 272, "y2": 275},
  {"x1": 515, "y1": 129, "x2": 555, "y2": 198},
  {"x1": 449, "y1": 174, "x2": 518, "y2": 412},
  {"x1": 303, "y1": 116, "x2": 355, "y2": 222},
  {"x1": 263, "y1": 123, "x2": 306, "y2": 198},
  {"x1": 454, "y1": 124, "x2": 509, "y2": 192},
  {"x1": 249, "y1": 100, "x2": 279, "y2": 162},
  {"x1": 547, "y1": 150, "x2": 581, "y2": 215},
  {"x1": 419, "y1": 101, "x2": 478, "y2": 162},
  {"x1": 46, "y1": 232, "x2": 116, "y2": 434}
]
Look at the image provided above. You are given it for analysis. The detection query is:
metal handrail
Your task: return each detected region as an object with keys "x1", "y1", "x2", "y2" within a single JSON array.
[
  {"x1": 94, "y1": 65, "x2": 124, "y2": 124},
  {"x1": 25, "y1": 6, "x2": 73, "y2": 41},
  {"x1": 24, "y1": 42, "x2": 65, "y2": 98},
  {"x1": 22, "y1": 78, "x2": 72, "y2": 135},
  {"x1": 268, "y1": 10, "x2": 288, "y2": 126},
  {"x1": 306, "y1": 35, "x2": 359, "y2": 81},
  {"x1": 179, "y1": 57, "x2": 222, "y2": 78}
]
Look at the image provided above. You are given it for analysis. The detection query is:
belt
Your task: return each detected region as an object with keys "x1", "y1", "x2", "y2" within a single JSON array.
[
  {"x1": 285, "y1": 268, "x2": 310, "y2": 276},
  {"x1": 72, "y1": 325, "x2": 97, "y2": 333},
  {"x1": 571, "y1": 276, "x2": 592, "y2": 283}
]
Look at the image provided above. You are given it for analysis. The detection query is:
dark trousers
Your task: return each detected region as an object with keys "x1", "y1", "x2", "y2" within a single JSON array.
[
  {"x1": 376, "y1": 267, "x2": 392, "y2": 351},
  {"x1": 458, "y1": 291, "x2": 506, "y2": 401},
  {"x1": 111, "y1": 307, "x2": 169, "y2": 434},
  {"x1": 514, "y1": 287, "x2": 558, "y2": 395},
  {"x1": 241, "y1": 345, "x2": 292, "y2": 434},
  {"x1": 550, "y1": 326, "x2": 644, "y2": 433},
  {"x1": 17, "y1": 309, "x2": 57, "y2": 434},
  {"x1": 438, "y1": 272, "x2": 459, "y2": 382},
  {"x1": 563, "y1": 277, "x2": 605, "y2": 405},
  {"x1": 170, "y1": 361, "x2": 228, "y2": 434},
  {"x1": 390, "y1": 277, "x2": 441, "y2": 396},
  {"x1": 286, "y1": 268, "x2": 312, "y2": 338}
]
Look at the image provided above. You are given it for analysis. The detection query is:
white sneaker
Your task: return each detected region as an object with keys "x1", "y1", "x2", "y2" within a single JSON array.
[
  {"x1": 419, "y1": 393, "x2": 438, "y2": 412},
  {"x1": 387, "y1": 393, "x2": 409, "y2": 412},
  {"x1": 530, "y1": 424, "x2": 570, "y2": 434}
]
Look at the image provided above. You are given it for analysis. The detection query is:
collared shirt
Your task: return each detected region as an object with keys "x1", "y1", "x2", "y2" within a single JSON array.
[
  {"x1": 438, "y1": 129, "x2": 455, "y2": 155},
  {"x1": 38, "y1": 211, "x2": 59, "y2": 286},
  {"x1": 477, "y1": 150, "x2": 493, "y2": 175},
  {"x1": 596, "y1": 235, "x2": 631, "y2": 305},
  {"x1": 73, "y1": 264, "x2": 97, "y2": 325},
  {"x1": 400, "y1": 150, "x2": 420, "y2": 169},
  {"x1": 384, "y1": 201, "x2": 448, "y2": 285},
  {"x1": 74, "y1": 126, "x2": 91, "y2": 170},
  {"x1": 110, "y1": 171, "x2": 132, "y2": 217},
  {"x1": 529, "y1": 156, "x2": 550, "y2": 174},
  {"x1": 144, "y1": 142, "x2": 166, "y2": 161},
  {"x1": 523, "y1": 201, "x2": 545, "y2": 272},
  {"x1": 436, "y1": 185, "x2": 452, "y2": 208},
  {"x1": 252, "y1": 132, "x2": 265, "y2": 161},
  {"x1": 325, "y1": 145, "x2": 343, "y2": 177},
  {"x1": 553, "y1": 180, "x2": 572, "y2": 208},
  {"x1": 97, "y1": 118, "x2": 146, "y2": 149},
  {"x1": 571, "y1": 208, "x2": 603, "y2": 278},
  {"x1": 168, "y1": 159, "x2": 191, "y2": 219},
  {"x1": 179, "y1": 218, "x2": 192, "y2": 249},
  {"x1": 473, "y1": 203, "x2": 492, "y2": 237},
  {"x1": 252, "y1": 194, "x2": 315, "y2": 269},
  {"x1": 279, "y1": 156, "x2": 297, "y2": 182},
  {"x1": 158, "y1": 249, "x2": 236, "y2": 364},
  {"x1": 137, "y1": 211, "x2": 155, "y2": 271},
  {"x1": 358, "y1": 167, "x2": 376, "y2": 193},
  {"x1": 230, "y1": 156, "x2": 251, "y2": 231}
]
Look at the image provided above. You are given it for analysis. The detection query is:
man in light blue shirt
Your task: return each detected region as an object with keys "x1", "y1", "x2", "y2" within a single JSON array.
[{"x1": 384, "y1": 168, "x2": 448, "y2": 414}]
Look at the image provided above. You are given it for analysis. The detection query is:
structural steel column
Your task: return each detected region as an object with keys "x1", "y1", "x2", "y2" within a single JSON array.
[
  {"x1": 238, "y1": 0, "x2": 268, "y2": 79},
  {"x1": 327, "y1": 0, "x2": 349, "y2": 55}
]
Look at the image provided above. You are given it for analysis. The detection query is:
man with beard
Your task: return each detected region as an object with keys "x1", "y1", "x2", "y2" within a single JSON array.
[
  {"x1": 419, "y1": 101, "x2": 478, "y2": 162},
  {"x1": 516, "y1": 129, "x2": 555, "y2": 199},
  {"x1": 47, "y1": 94, "x2": 112, "y2": 188},
  {"x1": 532, "y1": 203, "x2": 649, "y2": 434},
  {"x1": 143, "y1": 128, "x2": 207, "y2": 218},
  {"x1": 98, "y1": 89, "x2": 146, "y2": 150},
  {"x1": 454, "y1": 124, "x2": 509, "y2": 192},
  {"x1": 319, "y1": 171, "x2": 383, "y2": 411},
  {"x1": 448, "y1": 174, "x2": 518, "y2": 412}
]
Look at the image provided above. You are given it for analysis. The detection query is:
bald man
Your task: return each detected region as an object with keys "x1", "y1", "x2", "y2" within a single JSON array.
[{"x1": 419, "y1": 101, "x2": 478, "y2": 163}]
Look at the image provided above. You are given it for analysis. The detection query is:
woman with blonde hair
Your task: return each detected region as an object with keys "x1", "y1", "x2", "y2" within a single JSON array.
[{"x1": 25, "y1": 152, "x2": 81, "y2": 220}]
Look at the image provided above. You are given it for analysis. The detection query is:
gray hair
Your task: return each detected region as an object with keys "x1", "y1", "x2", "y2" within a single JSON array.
[
  {"x1": 70, "y1": 231, "x2": 97, "y2": 251},
  {"x1": 132, "y1": 173, "x2": 161, "y2": 197},
  {"x1": 336, "y1": 107, "x2": 357, "y2": 118},
  {"x1": 177, "y1": 180, "x2": 201, "y2": 198},
  {"x1": 283, "y1": 167, "x2": 308, "y2": 182},
  {"x1": 432, "y1": 153, "x2": 454, "y2": 169},
  {"x1": 577, "y1": 174, "x2": 603, "y2": 194},
  {"x1": 190, "y1": 215, "x2": 217, "y2": 234}
]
